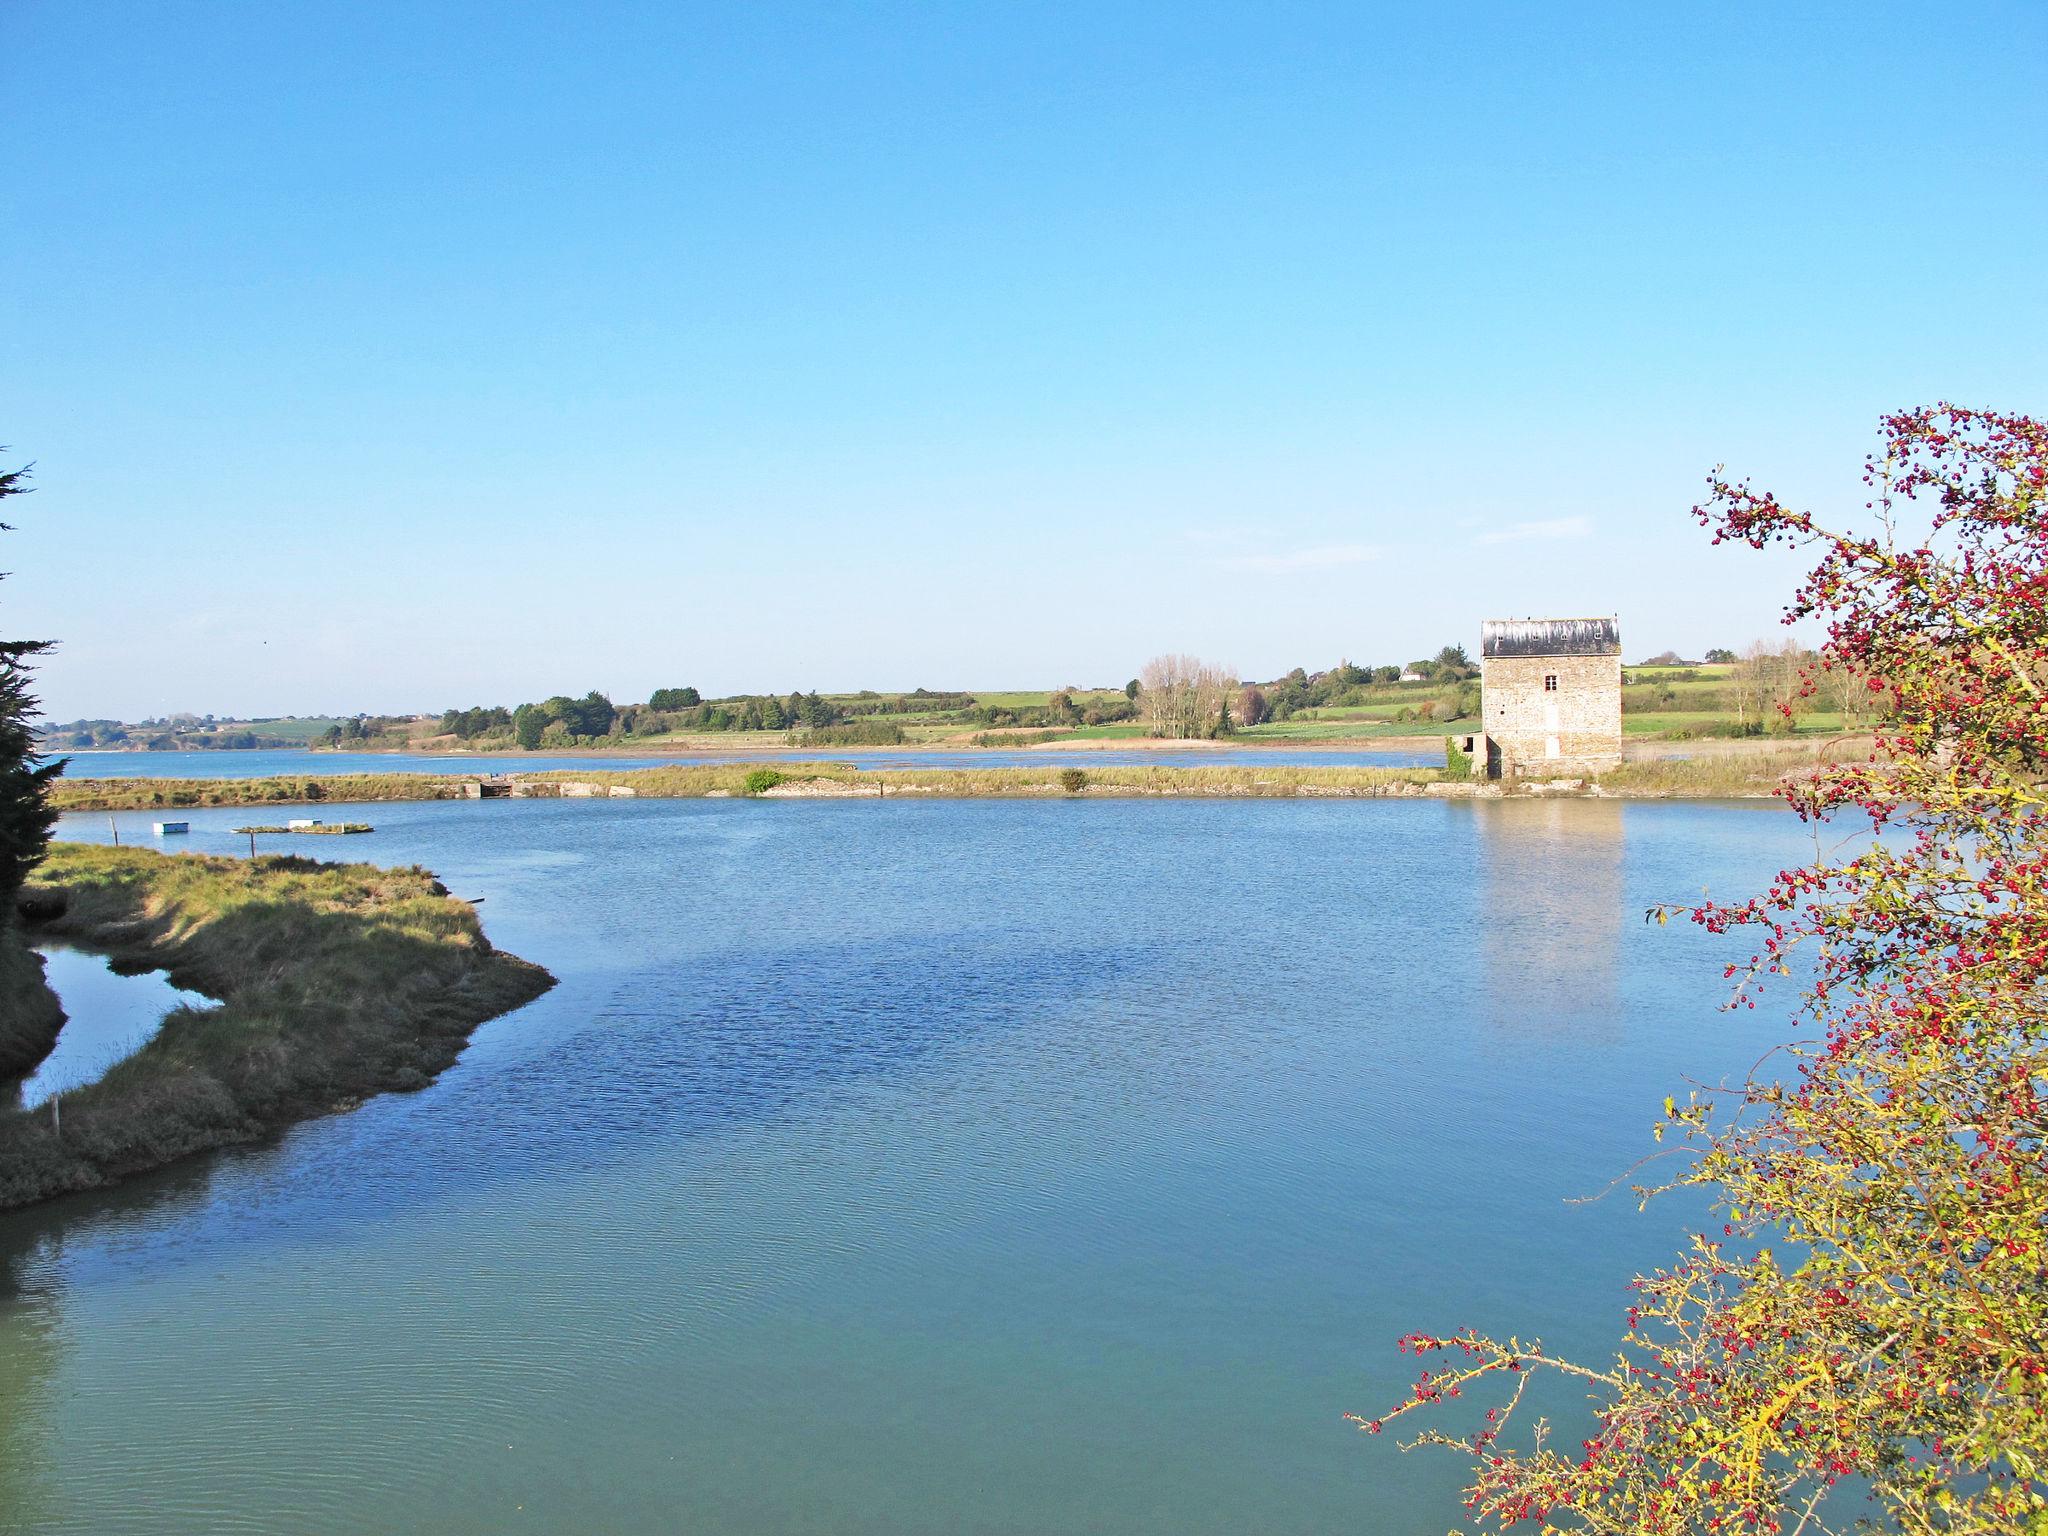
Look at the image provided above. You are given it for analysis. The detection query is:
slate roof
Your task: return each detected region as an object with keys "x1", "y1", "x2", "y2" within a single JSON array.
[{"x1": 1480, "y1": 617, "x2": 1621, "y2": 659}]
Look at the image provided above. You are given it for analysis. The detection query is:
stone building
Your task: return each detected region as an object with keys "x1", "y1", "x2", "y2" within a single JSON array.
[{"x1": 1464, "y1": 616, "x2": 1622, "y2": 779}]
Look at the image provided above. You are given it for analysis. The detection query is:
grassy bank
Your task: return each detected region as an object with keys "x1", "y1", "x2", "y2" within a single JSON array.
[
  {"x1": 0, "y1": 928, "x2": 64, "y2": 1081},
  {"x1": 0, "y1": 844, "x2": 553, "y2": 1210},
  {"x1": 49, "y1": 774, "x2": 471, "y2": 813},
  {"x1": 44, "y1": 742, "x2": 1866, "y2": 815},
  {"x1": 512, "y1": 762, "x2": 1447, "y2": 797}
]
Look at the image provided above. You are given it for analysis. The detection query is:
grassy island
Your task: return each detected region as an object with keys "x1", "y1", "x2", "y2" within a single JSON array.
[
  {"x1": 43, "y1": 741, "x2": 1861, "y2": 816},
  {"x1": 0, "y1": 844, "x2": 553, "y2": 1210}
]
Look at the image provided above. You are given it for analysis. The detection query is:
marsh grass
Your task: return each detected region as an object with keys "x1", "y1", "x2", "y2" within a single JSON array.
[
  {"x1": 0, "y1": 844, "x2": 552, "y2": 1209},
  {"x1": 51, "y1": 775, "x2": 470, "y2": 812},
  {"x1": 1592, "y1": 741, "x2": 1872, "y2": 797},
  {"x1": 548, "y1": 763, "x2": 1445, "y2": 797},
  {"x1": 47, "y1": 743, "x2": 1877, "y2": 815}
]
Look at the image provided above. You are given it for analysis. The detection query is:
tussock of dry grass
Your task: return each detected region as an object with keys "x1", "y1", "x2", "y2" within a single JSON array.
[{"x1": 0, "y1": 845, "x2": 552, "y2": 1210}]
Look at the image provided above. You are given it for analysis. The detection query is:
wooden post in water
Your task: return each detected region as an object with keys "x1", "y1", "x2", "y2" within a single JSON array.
[
  {"x1": 109, "y1": 816, "x2": 119, "y2": 847},
  {"x1": 247, "y1": 830, "x2": 257, "y2": 859}
]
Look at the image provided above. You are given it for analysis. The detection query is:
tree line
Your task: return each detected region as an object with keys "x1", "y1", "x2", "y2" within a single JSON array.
[
  {"x1": 1136, "y1": 646, "x2": 1481, "y2": 739},
  {"x1": 426, "y1": 687, "x2": 921, "y2": 749}
]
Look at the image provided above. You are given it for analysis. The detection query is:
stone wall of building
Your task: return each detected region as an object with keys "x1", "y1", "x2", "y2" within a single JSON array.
[{"x1": 1479, "y1": 651, "x2": 1622, "y2": 776}]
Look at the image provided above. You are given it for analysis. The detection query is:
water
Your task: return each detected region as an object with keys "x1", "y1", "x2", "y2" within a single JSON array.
[
  {"x1": 13, "y1": 949, "x2": 212, "y2": 1107},
  {"x1": 50, "y1": 745, "x2": 1437, "y2": 779},
  {"x1": 0, "y1": 797, "x2": 1809, "y2": 1534}
]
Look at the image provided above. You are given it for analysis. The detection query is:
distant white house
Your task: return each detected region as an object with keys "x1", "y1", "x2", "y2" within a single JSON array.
[{"x1": 1397, "y1": 669, "x2": 1425, "y2": 683}]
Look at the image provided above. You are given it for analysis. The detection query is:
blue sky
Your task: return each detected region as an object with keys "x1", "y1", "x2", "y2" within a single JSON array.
[{"x1": 3, "y1": 2, "x2": 2042, "y2": 719}]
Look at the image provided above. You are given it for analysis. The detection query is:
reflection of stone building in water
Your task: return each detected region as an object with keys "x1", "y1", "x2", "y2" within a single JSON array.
[
  {"x1": 1461, "y1": 617, "x2": 1623, "y2": 779},
  {"x1": 1476, "y1": 798, "x2": 1625, "y2": 1036}
]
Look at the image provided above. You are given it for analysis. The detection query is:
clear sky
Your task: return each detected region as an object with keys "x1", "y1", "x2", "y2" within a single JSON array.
[{"x1": 2, "y1": 2, "x2": 2042, "y2": 719}]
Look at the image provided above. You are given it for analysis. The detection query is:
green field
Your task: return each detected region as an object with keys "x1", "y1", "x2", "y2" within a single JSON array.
[
  {"x1": 75, "y1": 660, "x2": 1864, "y2": 755},
  {"x1": 241, "y1": 716, "x2": 350, "y2": 743}
]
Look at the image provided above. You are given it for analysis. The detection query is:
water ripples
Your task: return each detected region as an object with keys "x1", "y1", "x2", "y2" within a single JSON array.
[{"x1": 0, "y1": 797, "x2": 1812, "y2": 1534}]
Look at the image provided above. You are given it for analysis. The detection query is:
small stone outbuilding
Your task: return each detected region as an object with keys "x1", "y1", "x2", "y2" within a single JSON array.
[{"x1": 1470, "y1": 617, "x2": 1623, "y2": 779}]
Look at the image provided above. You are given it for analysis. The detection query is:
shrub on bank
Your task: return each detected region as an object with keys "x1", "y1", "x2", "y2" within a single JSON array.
[{"x1": 794, "y1": 721, "x2": 908, "y2": 746}]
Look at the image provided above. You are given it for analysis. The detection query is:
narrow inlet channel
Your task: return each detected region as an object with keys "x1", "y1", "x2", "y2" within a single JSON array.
[{"x1": 16, "y1": 945, "x2": 213, "y2": 1107}]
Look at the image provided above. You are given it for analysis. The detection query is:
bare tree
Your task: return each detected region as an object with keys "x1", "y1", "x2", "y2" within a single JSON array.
[
  {"x1": 1733, "y1": 637, "x2": 1814, "y2": 732},
  {"x1": 1140, "y1": 654, "x2": 1236, "y2": 738}
]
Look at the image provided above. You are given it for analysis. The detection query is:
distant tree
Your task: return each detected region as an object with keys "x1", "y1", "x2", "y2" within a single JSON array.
[
  {"x1": 648, "y1": 686, "x2": 700, "y2": 710},
  {"x1": 440, "y1": 704, "x2": 511, "y2": 740},
  {"x1": 1139, "y1": 654, "x2": 1234, "y2": 738},
  {"x1": 571, "y1": 691, "x2": 615, "y2": 738},
  {"x1": 1704, "y1": 646, "x2": 1737, "y2": 664},
  {"x1": 1373, "y1": 665, "x2": 1401, "y2": 684},
  {"x1": 1124, "y1": 679, "x2": 1141, "y2": 700},
  {"x1": 512, "y1": 703, "x2": 546, "y2": 750},
  {"x1": 0, "y1": 452, "x2": 60, "y2": 901},
  {"x1": 1237, "y1": 685, "x2": 1270, "y2": 726},
  {"x1": 1433, "y1": 644, "x2": 1472, "y2": 678},
  {"x1": 1731, "y1": 639, "x2": 1810, "y2": 734}
]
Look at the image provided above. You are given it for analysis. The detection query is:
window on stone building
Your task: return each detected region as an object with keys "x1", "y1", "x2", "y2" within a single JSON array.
[{"x1": 1543, "y1": 674, "x2": 1558, "y2": 691}]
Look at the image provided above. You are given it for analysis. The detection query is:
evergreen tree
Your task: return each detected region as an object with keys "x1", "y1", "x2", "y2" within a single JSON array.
[
  {"x1": 0, "y1": 454, "x2": 60, "y2": 902},
  {"x1": 512, "y1": 703, "x2": 546, "y2": 750}
]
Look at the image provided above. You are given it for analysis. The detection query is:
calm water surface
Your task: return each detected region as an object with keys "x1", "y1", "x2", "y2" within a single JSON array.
[
  {"x1": 0, "y1": 797, "x2": 1809, "y2": 1534},
  {"x1": 52, "y1": 745, "x2": 1435, "y2": 778},
  {"x1": 15, "y1": 950, "x2": 212, "y2": 1108}
]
